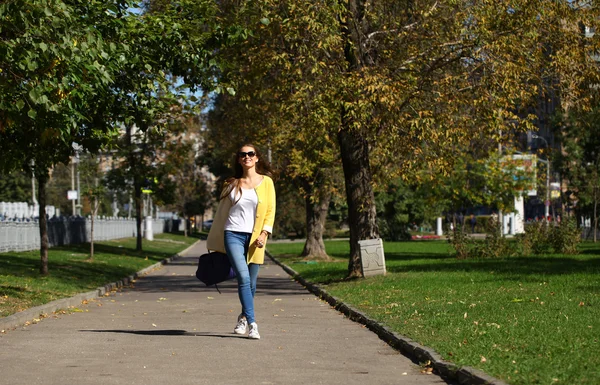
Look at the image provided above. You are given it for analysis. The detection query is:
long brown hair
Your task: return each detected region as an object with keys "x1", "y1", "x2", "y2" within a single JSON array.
[{"x1": 220, "y1": 144, "x2": 274, "y2": 201}]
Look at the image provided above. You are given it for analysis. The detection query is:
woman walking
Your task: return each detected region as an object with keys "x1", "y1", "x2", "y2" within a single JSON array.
[{"x1": 206, "y1": 144, "x2": 276, "y2": 339}]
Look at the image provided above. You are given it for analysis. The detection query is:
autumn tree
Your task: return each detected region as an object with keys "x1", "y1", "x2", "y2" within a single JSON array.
[
  {"x1": 0, "y1": 171, "x2": 32, "y2": 204},
  {"x1": 201, "y1": 1, "x2": 346, "y2": 259},
  {"x1": 330, "y1": 1, "x2": 600, "y2": 275}
]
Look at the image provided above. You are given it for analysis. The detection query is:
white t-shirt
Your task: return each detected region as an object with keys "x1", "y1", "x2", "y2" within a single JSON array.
[{"x1": 224, "y1": 187, "x2": 259, "y2": 233}]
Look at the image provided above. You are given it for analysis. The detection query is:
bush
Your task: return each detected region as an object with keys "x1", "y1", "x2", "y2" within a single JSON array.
[
  {"x1": 448, "y1": 216, "x2": 583, "y2": 258},
  {"x1": 521, "y1": 221, "x2": 553, "y2": 255},
  {"x1": 473, "y1": 217, "x2": 516, "y2": 258},
  {"x1": 519, "y1": 219, "x2": 580, "y2": 255},
  {"x1": 447, "y1": 224, "x2": 474, "y2": 259},
  {"x1": 550, "y1": 219, "x2": 581, "y2": 254}
]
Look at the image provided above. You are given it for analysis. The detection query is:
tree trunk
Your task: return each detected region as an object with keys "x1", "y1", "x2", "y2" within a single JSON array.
[
  {"x1": 90, "y1": 212, "x2": 95, "y2": 260},
  {"x1": 301, "y1": 186, "x2": 331, "y2": 261},
  {"x1": 135, "y1": 183, "x2": 143, "y2": 251},
  {"x1": 183, "y1": 212, "x2": 188, "y2": 237},
  {"x1": 37, "y1": 174, "x2": 49, "y2": 275},
  {"x1": 338, "y1": 127, "x2": 379, "y2": 278},
  {"x1": 594, "y1": 187, "x2": 598, "y2": 243},
  {"x1": 126, "y1": 125, "x2": 143, "y2": 252},
  {"x1": 89, "y1": 196, "x2": 99, "y2": 261},
  {"x1": 338, "y1": 0, "x2": 379, "y2": 278}
]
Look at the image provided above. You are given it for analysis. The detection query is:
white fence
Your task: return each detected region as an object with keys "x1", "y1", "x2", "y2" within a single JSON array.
[{"x1": 0, "y1": 217, "x2": 178, "y2": 253}]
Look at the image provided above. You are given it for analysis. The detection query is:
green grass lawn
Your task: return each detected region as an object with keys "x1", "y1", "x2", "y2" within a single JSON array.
[
  {"x1": 0, "y1": 232, "x2": 198, "y2": 318},
  {"x1": 267, "y1": 240, "x2": 600, "y2": 385}
]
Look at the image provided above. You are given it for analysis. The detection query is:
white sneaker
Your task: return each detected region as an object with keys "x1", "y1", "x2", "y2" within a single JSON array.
[
  {"x1": 234, "y1": 314, "x2": 247, "y2": 335},
  {"x1": 248, "y1": 322, "x2": 260, "y2": 340}
]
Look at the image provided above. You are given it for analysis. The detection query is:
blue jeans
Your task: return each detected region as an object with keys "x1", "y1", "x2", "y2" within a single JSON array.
[{"x1": 224, "y1": 230, "x2": 260, "y2": 324}]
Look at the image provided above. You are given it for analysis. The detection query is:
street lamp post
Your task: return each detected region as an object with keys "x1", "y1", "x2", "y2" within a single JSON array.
[
  {"x1": 72, "y1": 142, "x2": 83, "y2": 216},
  {"x1": 532, "y1": 134, "x2": 550, "y2": 220}
]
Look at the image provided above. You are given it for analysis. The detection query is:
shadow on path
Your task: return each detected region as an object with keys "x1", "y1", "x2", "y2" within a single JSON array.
[{"x1": 81, "y1": 329, "x2": 242, "y2": 338}]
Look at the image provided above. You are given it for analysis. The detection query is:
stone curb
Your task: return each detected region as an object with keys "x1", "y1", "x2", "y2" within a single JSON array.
[
  {"x1": 0, "y1": 241, "x2": 199, "y2": 332},
  {"x1": 266, "y1": 251, "x2": 509, "y2": 385}
]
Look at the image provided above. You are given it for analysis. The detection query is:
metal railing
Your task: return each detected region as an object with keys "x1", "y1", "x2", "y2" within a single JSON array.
[{"x1": 0, "y1": 217, "x2": 182, "y2": 253}]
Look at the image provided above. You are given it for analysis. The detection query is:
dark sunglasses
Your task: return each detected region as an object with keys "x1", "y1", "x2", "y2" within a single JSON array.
[{"x1": 238, "y1": 151, "x2": 256, "y2": 158}]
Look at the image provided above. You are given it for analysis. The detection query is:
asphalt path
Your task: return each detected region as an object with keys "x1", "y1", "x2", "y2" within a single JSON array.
[{"x1": 0, "y1": 240, "x2": 451, "y2": 385}]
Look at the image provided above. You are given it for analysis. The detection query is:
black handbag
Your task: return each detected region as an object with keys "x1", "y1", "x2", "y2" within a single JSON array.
[{"x1": 195, "y1": 251, "x2": 236, "y2": 292}]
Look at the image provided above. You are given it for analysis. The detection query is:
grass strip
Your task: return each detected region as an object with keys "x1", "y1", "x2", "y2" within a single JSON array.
[
  {"x1": 267, "y1": 240, "x2": 600, "y2": 385},
  {"x1": 0, "y1": 232, "x2": 198, "y2": 318}
]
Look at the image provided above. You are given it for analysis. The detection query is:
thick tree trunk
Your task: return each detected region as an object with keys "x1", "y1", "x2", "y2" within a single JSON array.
[
  {"x1": 338, "y1": 127, "x2": 379, "y2": 278},
  {"x1": 301, "y1": 186, "x2": 331, "y2": 261},
  {"x1": 37, "y1": 174, "x2": 49, "y2": 275},
  {"x1": 339, "y1": 0, "x2": 379, "y2": 278}
]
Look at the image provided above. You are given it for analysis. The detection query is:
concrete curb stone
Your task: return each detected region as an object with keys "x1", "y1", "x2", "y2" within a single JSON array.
[
  {"x1": 0, "y1": 240, "x2": 199, "y2": 332},
  {"x1": 266, "y1": 251, "x2": 509, "y2": 385}
]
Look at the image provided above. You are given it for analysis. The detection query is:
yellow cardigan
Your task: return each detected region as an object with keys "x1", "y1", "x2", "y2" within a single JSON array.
[{"x1": 206, "y1": 175, "x2": 276, "y2": 264}]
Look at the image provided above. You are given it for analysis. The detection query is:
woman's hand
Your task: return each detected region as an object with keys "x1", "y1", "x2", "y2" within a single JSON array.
[{"x1": 255, "y1": 231, "x2": 268, "y2": 248}]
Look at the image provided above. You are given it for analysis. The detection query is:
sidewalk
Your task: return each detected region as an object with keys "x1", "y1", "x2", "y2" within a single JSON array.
[{"x1": 0, "y1": 240, "x2": 451, "y2": 385}]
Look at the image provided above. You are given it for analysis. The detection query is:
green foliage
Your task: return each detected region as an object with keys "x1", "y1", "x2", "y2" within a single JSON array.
[
  {"x1": 555, "y1": 106, "x2": 600, "y2": 234},
  {"x1": 272, "y1": 181, "x2": 306, "y2": 239},
  {"x1": 375, "y1": 179, "x2": 426, "y2": 241},
  {"x1": 0, "y1": 170, "x2": 32, "y2": 203},
  {"x1": 46, "y1": 163, "x2": 73, "y2": 216},
  {"x1": 0, "y1": 0, "x2": 136, "y2": 177}
]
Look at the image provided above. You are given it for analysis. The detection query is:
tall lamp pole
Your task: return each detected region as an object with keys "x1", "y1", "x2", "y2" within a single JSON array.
[{"x1": 532, "y1": 134, "x2": 550, "y2": 219}]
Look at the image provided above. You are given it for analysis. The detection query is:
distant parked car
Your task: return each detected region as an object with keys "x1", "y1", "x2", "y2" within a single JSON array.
[{"x1": 202, "y1": 219, "x2": 213, "y2": 230}]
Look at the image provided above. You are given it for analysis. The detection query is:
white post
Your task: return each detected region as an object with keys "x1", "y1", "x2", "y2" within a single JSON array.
[
  {"x1": 145, "y1": 216, "x2": 154, "y2": 241},
  {"x1": 436, "y1": 217, "x2": 443, "y2": 236},
  {"x1": 514, "y1": 196, "x2": 525, "y2": 234}
]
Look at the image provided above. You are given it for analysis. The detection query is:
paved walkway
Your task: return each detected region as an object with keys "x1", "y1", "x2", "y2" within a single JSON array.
[{"x1": 0, "y1": 240, "x2": 450, "y2": 385}]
